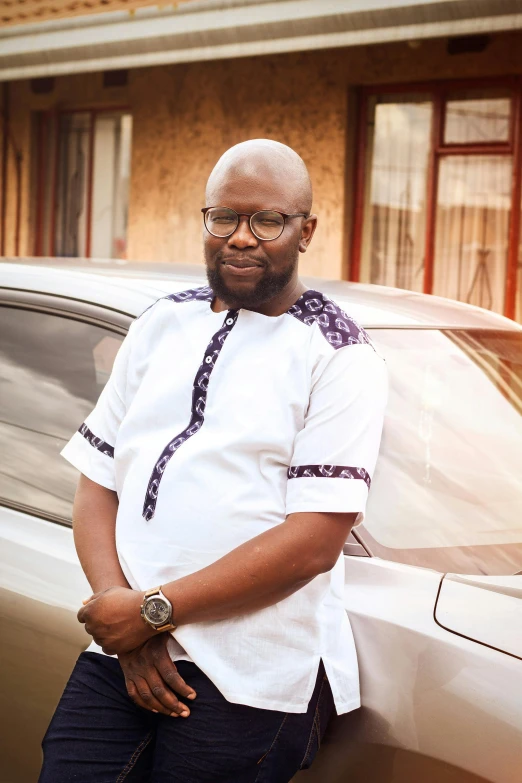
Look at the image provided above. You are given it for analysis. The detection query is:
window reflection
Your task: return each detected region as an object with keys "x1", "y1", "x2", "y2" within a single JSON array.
[
  {"x1": 363, "y1": 328, "x2": 522, "y2": 575},
  {"x1": 0, "y1": 307, "x2": 123, "y2": 522}
]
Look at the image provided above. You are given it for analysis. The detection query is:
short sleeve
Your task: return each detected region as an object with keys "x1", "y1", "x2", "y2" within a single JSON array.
[
  {"x1": 286, "y1": 343, "x2": 387, "y2": 523},
  {"x1": 60, "y1": 322, "x2": 134, "y2": 492}
]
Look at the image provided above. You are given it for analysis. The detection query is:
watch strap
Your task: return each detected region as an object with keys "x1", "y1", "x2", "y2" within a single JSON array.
[{"x1": 144, "y1": 586, "x2": 161, "y2": 599}]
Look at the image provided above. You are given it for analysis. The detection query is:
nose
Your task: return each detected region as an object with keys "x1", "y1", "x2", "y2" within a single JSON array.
[{"x1": 227, "y1": 215, "x2": 258, "y2": 249}]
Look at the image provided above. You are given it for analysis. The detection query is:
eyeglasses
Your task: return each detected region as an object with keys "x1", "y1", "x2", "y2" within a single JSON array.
[{"x1": 201, "y1": 207, "x2": 308, "y2": 241}]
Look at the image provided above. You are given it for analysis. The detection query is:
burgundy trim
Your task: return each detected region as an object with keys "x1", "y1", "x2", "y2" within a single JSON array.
[
  {"x1": 287, "y1": 290, "x2": 372, "y2": 350},
  {"x1": 288, "y1": 465, "x2": 371, "y2": 489},
  {"x1": 78, "y1": 423, "x2": 114, "y2": 458},
  {"x1": 142, "y1": 307, "x2": 238, "y2": 521}
]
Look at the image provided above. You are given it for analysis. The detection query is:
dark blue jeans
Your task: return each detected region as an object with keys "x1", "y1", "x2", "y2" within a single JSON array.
[{"x1": 39, "y1": 652, "x2": 334, "y2": 783}]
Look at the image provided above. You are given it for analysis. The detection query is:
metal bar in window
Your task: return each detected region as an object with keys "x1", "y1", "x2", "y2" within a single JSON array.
[
  {"x1": 436, "y1": 142, "x2": 512, "y2": 156},
  {"x1": 14, "y1": 141, "x2": 21, "y2": 256},
  {"x1": 505, "y1": 84, "x2": 522, "y2": 321},
  {"x1": 0, "y1": 83, "x2": 8, "y2": 256},
  {"x1": 67, "y1": 104, "x2": 130, "y2": 114},
  {"x1": 50, "y1": 111, "x2": 60, "y2": 257},
  {"x1": 85, "y1": 110, "x2": 95, "y2": 258},
  {"x1": 349, "y1": 90, "x2": 367, "y2": 282},
  {"x1": 423, "y1": 93, "x2": 443, "y2": 295},
  {"x1": 34, "y1": 113, "x2": 46, "y2": 255}
]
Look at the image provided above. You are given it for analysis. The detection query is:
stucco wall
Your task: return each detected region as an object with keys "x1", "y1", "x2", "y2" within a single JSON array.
[
  {"x1": 4, "y1": 29, "x2": 522, "y2": 278},
  {"x1": 128, "y1": 53, "x2": 349, "y2": 277}
]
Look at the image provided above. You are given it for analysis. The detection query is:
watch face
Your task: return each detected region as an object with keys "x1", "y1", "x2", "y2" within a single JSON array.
[{"x1": 145, "y1": 598, "x2": 170, "y2": 626}]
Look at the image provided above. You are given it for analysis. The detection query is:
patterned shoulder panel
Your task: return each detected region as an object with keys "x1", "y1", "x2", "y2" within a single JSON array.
[
  {"x1": 137, "y1": 286, "x2": 214, "y2": 319},
  {"x1": 286, "y1": 289, "x2": 372, "y2": 350},
  {"x1": 166, "y1": 286, "x2": 214, "y2": 304}
]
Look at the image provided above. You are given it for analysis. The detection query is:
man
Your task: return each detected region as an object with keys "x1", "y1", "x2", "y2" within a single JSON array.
[{"x1": 39, "y1": 139, "x2": 387, "y2": 782}]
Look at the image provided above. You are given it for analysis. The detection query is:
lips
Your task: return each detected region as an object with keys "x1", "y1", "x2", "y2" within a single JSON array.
[
  {"x1": 219, "y1": 257, "x2": 265, "y2": 277},
  {"x1": 221, "y1": 258, "x2": 264, "y2": 269}
]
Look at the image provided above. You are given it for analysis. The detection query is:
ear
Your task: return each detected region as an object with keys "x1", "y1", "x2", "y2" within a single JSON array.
[{"x1": 298, "y1": 214, "x2": 318, "y2": 253}]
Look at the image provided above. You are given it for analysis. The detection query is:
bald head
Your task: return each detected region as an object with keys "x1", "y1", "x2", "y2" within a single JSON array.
[{"x1": 206, "y1": 139, "x2": 313, "y2": 215}]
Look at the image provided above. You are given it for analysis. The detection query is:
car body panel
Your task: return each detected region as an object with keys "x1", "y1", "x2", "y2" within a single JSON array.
[
  {"x1": 1, "y1": 261, "x2": 522, "y2": 782},
  {"x1": 435, "y1": 574, "x2": 522, "y2": 660},
  {"x1": 0, "y1": 509, "x2": 90, "y2": 782},
  {"x1": 298, "y1": 559, "x2": 522, "y2": 783}
]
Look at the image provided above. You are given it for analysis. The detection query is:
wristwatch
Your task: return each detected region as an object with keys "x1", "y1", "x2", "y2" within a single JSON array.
[{"x1": 140, "y1": 587, "x2": 177, "y2": 632}]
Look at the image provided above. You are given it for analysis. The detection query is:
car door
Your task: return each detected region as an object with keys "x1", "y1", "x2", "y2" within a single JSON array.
[{"x1": 0, "y1": 289, "x2": 131, "y2": 783}]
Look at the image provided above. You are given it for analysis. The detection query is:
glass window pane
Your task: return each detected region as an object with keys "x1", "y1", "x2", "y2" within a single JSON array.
[
  {"x1": 433, "y1": 155, "x2": 512, "y2": 314},
  {"x1": 36, "y1": 111, "x2": 132, "y2": 260},
  {"x1": 54, "y1": 113, "x2": 91, "y2": 257},
  {"x1": 444, "y1": 92, "x2": 511, "y2": 144},
  {"x1": 0, "y1": 307, "x2": 123, "y2": 522},
  {"x1": 91, "y1": 113, "x2": 132, "y2": 260},
  {"x1": 360, "y1": 96, "x2": 432, "y2": 293},
  {"x1": 362, "y1": 328, "x2": 522, "y2": 575}
]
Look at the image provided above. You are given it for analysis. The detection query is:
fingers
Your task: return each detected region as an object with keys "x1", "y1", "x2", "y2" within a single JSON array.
[
  {"x1": 126, "y1": 676, "x2": 169, "y2": 715},
  {"x1": 119, "y1": 635, "x2": 196, "y2": 717},
  {"x1": 154, "y1": 648, "x2": 196, "y2": 701},
  {"x1": 126, "y1": 674, "x2": 191, "y2": 717},
  {"x1": 78, "y1": 592, "x2": 99, "y2": 619}
]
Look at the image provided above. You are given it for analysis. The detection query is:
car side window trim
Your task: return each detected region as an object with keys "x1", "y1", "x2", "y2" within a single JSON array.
[{"x1": 0, "y1": 289, "x2": 134, "y2": 333}]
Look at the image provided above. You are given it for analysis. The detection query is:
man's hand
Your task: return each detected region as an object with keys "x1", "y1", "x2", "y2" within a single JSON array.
[
  {"x1": 119, "y1": 634, "x2": 196, "y2": 717},
  {"x1": 77, "y1": 586, "x2": 153, "y2": 655}
]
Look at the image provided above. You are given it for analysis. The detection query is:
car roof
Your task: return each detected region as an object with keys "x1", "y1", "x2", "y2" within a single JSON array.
[{"x1": 1, "y1": 259, "x2": 520, "y2": 330}]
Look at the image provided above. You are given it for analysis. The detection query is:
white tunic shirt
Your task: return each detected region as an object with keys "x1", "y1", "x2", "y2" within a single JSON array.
[{"x1": 62, "y1": 286, "x2": 387, "y2": 715}]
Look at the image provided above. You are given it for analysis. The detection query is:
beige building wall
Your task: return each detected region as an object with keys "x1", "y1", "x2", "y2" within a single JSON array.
[{"x1": 4, "y1": 30, "x2": 522, "y2": 279}]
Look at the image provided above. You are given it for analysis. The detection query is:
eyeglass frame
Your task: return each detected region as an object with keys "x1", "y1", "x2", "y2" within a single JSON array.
[{"x1": 201, "y1": 206, "x2": 309, "y2": 241}]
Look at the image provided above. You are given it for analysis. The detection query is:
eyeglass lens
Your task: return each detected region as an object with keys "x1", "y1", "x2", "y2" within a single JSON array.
[{"x1": 205, "y1": 208, "x2": 285, "y2": 240}]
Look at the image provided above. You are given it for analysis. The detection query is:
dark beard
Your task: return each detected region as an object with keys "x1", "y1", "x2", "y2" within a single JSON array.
[{"x1": 205, "y1": 255, "x2": 298, "y2": 310}]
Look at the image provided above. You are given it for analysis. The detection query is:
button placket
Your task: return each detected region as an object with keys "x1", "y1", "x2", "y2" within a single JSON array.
[{"x1": 142, "y1": 309, "x2": 239, "y2": 520}]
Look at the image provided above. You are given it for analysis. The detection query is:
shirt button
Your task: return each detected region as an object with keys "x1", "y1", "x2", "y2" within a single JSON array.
[
  {"x1": 205, "y1": 355, "x2": 213, "y2": 364},
  {"x1": 226, "y1": 317, "x2": 234, "y2": 326}
]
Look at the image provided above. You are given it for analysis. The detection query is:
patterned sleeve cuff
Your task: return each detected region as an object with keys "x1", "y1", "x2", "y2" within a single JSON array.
[{"x1": 61, "y1": 429, "x2": 117, "y2": 492}]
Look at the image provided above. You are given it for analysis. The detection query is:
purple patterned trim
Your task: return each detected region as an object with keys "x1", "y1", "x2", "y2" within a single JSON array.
[
  {"x1": 78, "y1": 423, "x2": 114, "y2": 458},
  {"x1": 142, "y1": 309, "x2": 239, "y2": 521},
  {"x1": 287, "y1": 290, "x2": 372, "y2": 350},
  {"x1": 166, "y1": 287, "x2": 214, "y2": 304},
  {"x1": 137, "y1": 286, "x2": 214, "y2": 320},
  {"x1": 287, "y1": 465, "x2": 371, "y2": 489}
]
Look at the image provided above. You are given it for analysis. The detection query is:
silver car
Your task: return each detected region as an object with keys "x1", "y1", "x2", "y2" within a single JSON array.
[{"x1": 1, "y1": 260, "x2": 521, "y2": 783}]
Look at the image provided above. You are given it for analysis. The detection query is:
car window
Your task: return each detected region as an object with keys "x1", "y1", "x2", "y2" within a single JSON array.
[
  {"x1": 0, "y1": 305, "x2": 124, "y2": 524},
  {"x1": 363, "y1": 328, "x2": 522, "y2": 576}
]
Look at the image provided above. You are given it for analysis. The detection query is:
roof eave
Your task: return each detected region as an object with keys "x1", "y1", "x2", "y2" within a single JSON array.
[{"x1": 1, "y1": 0, "x2": 522, "y2": 82}]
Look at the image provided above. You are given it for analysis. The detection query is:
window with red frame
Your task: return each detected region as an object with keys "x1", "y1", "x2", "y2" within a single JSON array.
[
  {"x1": 351, "y1": 80, "x2": 522, "y2": 322},
  {"x1": 34, "y1": 109, "x2": 132, "y2": 260}
]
